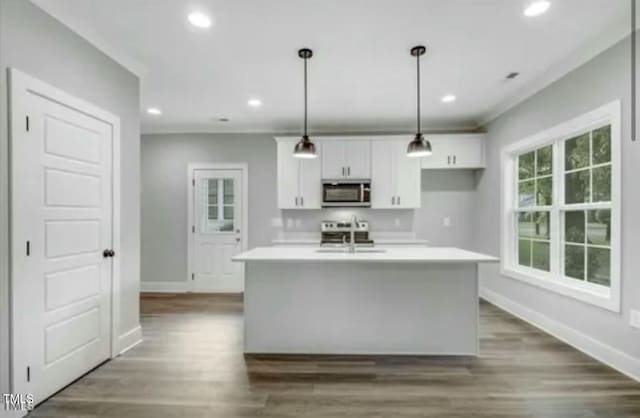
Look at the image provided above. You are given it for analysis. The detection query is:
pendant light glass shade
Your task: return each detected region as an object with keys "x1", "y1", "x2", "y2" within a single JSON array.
[
  {"x1": 407, "y1": 133, "x2": 432, "y2": 157},
  {"x1": 407, "y1": 45, "x2": 432, "y2": 158},
  {"x1": 293, "y1": 48, "x2": 317, "y2": 159},
  {"x1": 293, "y1": 135, "x2": 317, "y2": 158}
]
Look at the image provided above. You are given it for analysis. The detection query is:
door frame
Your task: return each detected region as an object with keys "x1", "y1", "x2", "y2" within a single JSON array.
[
  {"x1": 8, "y1": 68, "x2": 122, "y2": 397},
  {"x1": 187, "y1": 163, "x2": 249, "y2": 291}
]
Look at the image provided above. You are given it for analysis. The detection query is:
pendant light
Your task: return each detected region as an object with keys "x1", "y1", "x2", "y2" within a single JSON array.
[
  {"x1": 407, "y1": 45, "x2": 433, "y2": 158},
  {"x1": 293, "y1": 48, "x2": 317, "y2": 159}
]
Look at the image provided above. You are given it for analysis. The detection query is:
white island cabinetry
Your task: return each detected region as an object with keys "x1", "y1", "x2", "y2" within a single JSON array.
[{"x1": 233, "y1": 247, "x2": 498, "y2": 355}]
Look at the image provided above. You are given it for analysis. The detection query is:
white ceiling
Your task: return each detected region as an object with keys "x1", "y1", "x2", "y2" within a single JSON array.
[{"x1": 31, "y1": 0, "x2": 630, "y2": 134}]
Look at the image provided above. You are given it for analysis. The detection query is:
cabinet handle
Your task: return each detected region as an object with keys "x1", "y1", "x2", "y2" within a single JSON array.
[
  {"x1": 295, "y1": 197, "x2": 298, "y2": 206},
  {"x1": 347, "y1": 166, "x2": 351, "y2": 176},
  {"x1": 448, "y1": 155, "x2": 451, "y2": 165},
  {"x1": 300, "y1": 196, "x2": 304, "y2": 206},
  {"x1": 453, "y1": 155, "x2": 456, "y2": 165},
  {"x1": 397, "y1": 196, "x2": 401, "y2": 205},
  {"x1": 391, "y1": 196, "x2": 395, "y2": 205}
]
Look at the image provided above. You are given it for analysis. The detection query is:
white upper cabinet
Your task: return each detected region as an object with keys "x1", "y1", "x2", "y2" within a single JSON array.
[
  {"x1": 371, "y1": 139, "x2": 421, "y2": 209},
  {"x1": 421, "y1": 134, "x2": 486, "y2": 169},
  {"x1": 276, "y1": 138, "x2": 322, "y2": 209},
  {"x1": 321, "y1": 139, "x2": 371, "y2": 179}
]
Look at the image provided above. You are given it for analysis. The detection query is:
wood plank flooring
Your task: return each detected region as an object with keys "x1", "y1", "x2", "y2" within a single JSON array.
[{"x1": 30, "y1": 293, "x2": 640, "y2": 417}]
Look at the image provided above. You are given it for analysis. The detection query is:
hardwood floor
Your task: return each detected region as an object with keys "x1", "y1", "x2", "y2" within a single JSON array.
[{"x1": 30, "y1": 293, "x2": 640, "y2": 417}]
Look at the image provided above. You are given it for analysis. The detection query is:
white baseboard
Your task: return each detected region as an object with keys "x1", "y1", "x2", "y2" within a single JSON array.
[
  {"x1": 140, "y1": 281, "x2": 189, "y2": 293},
  {"x1": 480, "y1": 287, "x2": 640, "y2": 382},
  {"x1": 118, "y1": 325, "x2": 142, "y2": 355}
]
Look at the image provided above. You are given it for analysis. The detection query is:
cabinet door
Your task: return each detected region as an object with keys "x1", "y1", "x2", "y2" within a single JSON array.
[
  {"x1": 420, "y1": 136, "x2": 455, "y2": 169},
  {"x1": 298, "y1": 142, "x2": 323, "y2": 209},
  {"x1": 395, "y1": 141, "x2": 422, "y2": 208},
  {"x1": 277, "y1": 139, "x2": 300, "y2": 209},
  {"x1": 321, "y1": 140, "x2": 346, "y2": 179},
  {"x1": 370, "y1": 140, "x2": 396, "y2": 209},
  {"x1": 449, "y1": 135, "x2": 486, "y2": 168},
  {"x1": 345, "y1": 140, "x2": 371, "y2": 178}
]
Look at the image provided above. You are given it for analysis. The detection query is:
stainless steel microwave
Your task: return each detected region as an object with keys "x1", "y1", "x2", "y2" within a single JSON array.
[{"x1": 322, "y1": 180, "x2": 371, "y2": 207}]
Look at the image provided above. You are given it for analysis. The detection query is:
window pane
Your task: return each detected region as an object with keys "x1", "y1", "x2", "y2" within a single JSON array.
[
  {"x1": 223, "y1": 179, "x2": 234, "y2": 204},
  {"x1": 519, "y1": 151, "x2": 535, "y2": 180},
  {"x1": 223, "y1": 206, "x2": 234, "y2": 220},
  {"x1": 518, "y1": 180, "x2": 535, "y2": 207},
  {"x1": 592, "y1": 125, "x2": 611, "y2": 165},
  {"x1": 536, "y1": 177, "x2": 552, "y2": 206},
  {"x1": 518, "y1": 239, "x2": 531, "y2": 267},
  {"x1": 532, "y1": 241, "x2": 550, "y2": 272},
  {"x1": 565, "y1": 244, "x2": 585, "y2": 281},
  {"x1": 532, "y1": 212, "x2": 550, "y2": 240},
  {"x1": 536, "y1": 145, "x2": 553, "y2": 176},
  {"x1": 587, "y1": 210, "x2": 611, "y2": 246},
  {"x1": 208, "y1": 205, "x2": 218, "y2": 220},
  {"x1": 592, "y1": 165, "x2": 611, "y2": 202},
  {"x1": 564, "y1": 211, "x2": 585, "y2": 244},
  {"x1": 565, "y1": 170, "x2": 589, "y2": 204},
  {"x1": 565, "y1": 133, "x2": 590, "y2": 170},
  {"x1": 208, "y1": 179, "x2": 218, "y2": 204},
  {"x1": 518, "y1": 212, "x2": 533, "y2": 238},
  {"x1": 587, "y1": 247, "x2": 610, "y2": 287}
]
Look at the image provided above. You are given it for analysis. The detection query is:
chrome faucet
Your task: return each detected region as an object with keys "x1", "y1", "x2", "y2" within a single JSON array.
[{"x1": 348, "y1": 215, "x2": 357, "y2": 253}]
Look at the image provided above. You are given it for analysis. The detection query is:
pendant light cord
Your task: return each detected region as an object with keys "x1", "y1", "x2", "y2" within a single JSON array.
[
  {"x1": 416, "y1": 52, "x2": 422, "y2": 135},
  {"x1": 304, "y1": 56, "x2": 308, "y2": 137}
]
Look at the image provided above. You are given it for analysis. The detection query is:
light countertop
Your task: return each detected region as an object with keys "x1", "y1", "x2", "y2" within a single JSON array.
[{"x1": 233, "y1": 246, "x2": 499, "y2": 263}]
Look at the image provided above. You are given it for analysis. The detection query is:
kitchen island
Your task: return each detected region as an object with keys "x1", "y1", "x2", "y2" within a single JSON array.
[{"x1": 232, "y1": 247, "x2": 498, "y2": 356}]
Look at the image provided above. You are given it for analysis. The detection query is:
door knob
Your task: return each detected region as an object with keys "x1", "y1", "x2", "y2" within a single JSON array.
[{"x1": 103, "y1": 249, "x2": 115, "y2": 258}]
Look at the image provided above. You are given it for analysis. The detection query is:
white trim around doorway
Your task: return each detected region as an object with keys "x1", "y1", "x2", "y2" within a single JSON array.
[{"x1": 186, "y1": 163, "x2": 249, "y2": 292}]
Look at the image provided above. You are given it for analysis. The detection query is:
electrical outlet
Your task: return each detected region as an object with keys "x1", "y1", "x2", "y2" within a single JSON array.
[
  {"x1": 631, "y1": 310, "x2": 640, "y2": 330},
  {"x1": 443, "y1": 217, "x2": 451, "y2": 227}
]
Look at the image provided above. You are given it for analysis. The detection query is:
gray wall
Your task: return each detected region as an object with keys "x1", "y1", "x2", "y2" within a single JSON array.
[
  {"x1": 475, "y1": 35, "x2": 640, "y2": 361},
  {"x1": 0, "y1": 0, "x2": 141, "y2": 393},
  {"x1": 141, "y1": 134, "x2": 477, "y2": 283}
]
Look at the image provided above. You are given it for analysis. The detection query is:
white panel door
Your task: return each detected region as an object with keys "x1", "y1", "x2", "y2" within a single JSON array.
[
  {"x1": 277, "y1": 139, "x2": 300, "y2": 209},
  {"x1": 321, "y1": 140, "x2": 346, "y2": 179},
  {"x1": 192, "y1": 169, "x2": 244, "y2": 292},
  {"x1": 14, "y1": 89, "x2": 113, "y2": 405},
  {"x1": 395, "y1": 141, "x2": 422, "y2": 208},
  {"x1": 371, "y1": 140, "x2": 396, "y2": 209},
  {"x1": 345, "y1": 140, "x2": 371, "y2": 179}
]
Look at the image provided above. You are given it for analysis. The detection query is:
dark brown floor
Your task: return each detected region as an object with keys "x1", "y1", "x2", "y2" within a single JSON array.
[{"x1": 30, "y1": 293, "x2": 640, "y2": 417}]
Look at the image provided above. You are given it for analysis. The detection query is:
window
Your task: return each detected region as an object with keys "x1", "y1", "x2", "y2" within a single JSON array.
[
  {"x1": 203, "y1": 178, "x2": 235, "y2": 232},
  {"x1": 501, "y1": 101, "x2": 620, "y2": 311}
]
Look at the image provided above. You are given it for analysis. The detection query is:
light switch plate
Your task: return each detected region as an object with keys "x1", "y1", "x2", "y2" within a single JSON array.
[
  {"x1": 443, "y1": 217, "x2": 451, "y2": 227},
  {"x1": 630, "y1": 310, "x2": 640, "y2": 330}
]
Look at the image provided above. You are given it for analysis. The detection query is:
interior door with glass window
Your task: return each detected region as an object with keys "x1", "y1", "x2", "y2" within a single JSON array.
[{"x1": 192, "y1": 169, "x2": 244, "y2": 292}]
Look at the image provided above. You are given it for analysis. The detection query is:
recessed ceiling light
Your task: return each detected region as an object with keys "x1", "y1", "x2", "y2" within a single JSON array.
[
  {"x1": 248, "y1": 98, "x2": 262, "y2": 108},
  {"x1": 147, "y1": 107, "x2": 162, "y2": 115},
  {"x1": 441, "y1": 94, "x2": 456, "y2": 103},
  {"x1": 524, "y1": 1, "x2": 551, "y2": 17},
  {"x1": 188, "y1": 12, "x2": 212, "y2": 28}
]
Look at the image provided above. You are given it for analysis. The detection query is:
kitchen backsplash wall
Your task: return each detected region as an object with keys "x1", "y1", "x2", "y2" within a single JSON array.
[
  {"x1": 277, "y1": 170, "x2": 477, "y2": 247},
  {"x1": 141, "y1": 133, "x2": 478, "y2": 283}
]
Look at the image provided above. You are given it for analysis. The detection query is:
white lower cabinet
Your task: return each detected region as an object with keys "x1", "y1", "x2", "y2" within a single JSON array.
[
  {"x1": 421, "y1": 134, "x2": 486, "y2": 169},
  {"x1": 371, "y1": 139, "x2": 421, "y2": 209},
  {"x1": 276, "y1": 139, "x2": 322, "y2": 209}
]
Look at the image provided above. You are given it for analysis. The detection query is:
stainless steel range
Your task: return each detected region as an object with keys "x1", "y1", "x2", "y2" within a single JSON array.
[{"x1": 320, "y1": 220, "x2": 374, "y2": 247}]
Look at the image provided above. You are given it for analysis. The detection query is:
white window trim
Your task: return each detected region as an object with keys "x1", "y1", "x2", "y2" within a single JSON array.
[{"x1": 500, "y1": 100, "x2": 622, "y2": 312}]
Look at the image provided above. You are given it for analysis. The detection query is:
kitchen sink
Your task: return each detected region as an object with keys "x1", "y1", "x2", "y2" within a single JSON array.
[{"x1": 316, "y1": 248, "x2": 387, "y2": 254}]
